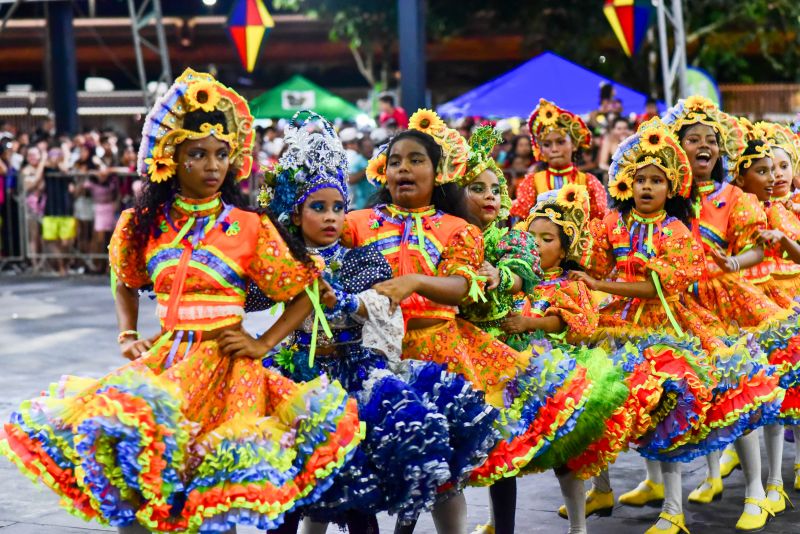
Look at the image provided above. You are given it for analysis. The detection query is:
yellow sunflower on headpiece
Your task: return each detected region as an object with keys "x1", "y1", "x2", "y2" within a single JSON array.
[
  {"x1": 409, "y1": 109, "x2": 445, "y2": 135},
  {"x1": 185, "y1": 80, "x2": 221, "y2": 113},
  {"x1": 556, "y1": 183, "x2": 586, "y2": 211},
  {"x1": 538, "y1": 101, "x2": 560, "y2": 127},
  {"x1": 684, "y1": 95, "x2": 715, "y2": 112},
  {"x1": 639, "y1": 129, "x2": 667, "y2": 154},
  {"x1": 366, "y1": 152, "x2": 388, "y2": 185},
  {"x1": 608, "y1": 174, "x2": 634, "y2": 201},
  {"x1": 144, "y1": 152, "x2": 177, "y2": 183}
]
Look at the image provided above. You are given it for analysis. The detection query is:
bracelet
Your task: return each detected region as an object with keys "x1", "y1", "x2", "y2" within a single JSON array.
[
  {"x1": 731, "y1": 257, "x2": 740, "y2": 272},
  {"x1": 117, "y1": 330, "x2": 140, "y2": 344}
]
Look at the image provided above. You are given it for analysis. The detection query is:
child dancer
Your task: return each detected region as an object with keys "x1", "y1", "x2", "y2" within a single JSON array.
[
  {"x1": 0, "y1": 70, "x2": 363, "y2": 533},
  {"x1": 255, "y1": 111, "x2": 495, "y2": 533},
  {"x1": 510, "y1": 99, "x2": 608, "y2": 221},
  {"x1": 571, "y1": 118, "x2": 783, "y2": 534}
]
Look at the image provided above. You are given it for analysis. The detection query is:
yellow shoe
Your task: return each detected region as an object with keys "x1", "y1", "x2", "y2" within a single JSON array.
[
  {"x1": 557, "y1": 488, "x2": 614, "y2": 519},
  {"x1": 735, "y1": 497, "x2": 774, "y2": 532},
  {"x1": 765, "y1": 483, "x2": 794, "y2": 515},
  {"x1": 618, "y1": 480, "x2": 665, "y2": 507},
  {"x1": 644, "y1": 512, "x2": 690, "y2": 534},
  {"x1": 470, "y1": 524, "x2": 494, "y2": 534},
  {"x1": 687, "y1": 477, "x2": 723, "y2": 504},
  {"x1": 794, "y1": 464, "x2": 800, "y2": 492},
  {"x1": 720, "y1": 449, "x2": 741, "y2": 479}
]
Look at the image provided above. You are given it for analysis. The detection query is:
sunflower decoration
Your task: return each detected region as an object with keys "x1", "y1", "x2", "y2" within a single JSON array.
[
  {"x1": 408, "y1": 109, "x2": 445, "y2": 135},
  {"x1": 608, "y1": 175, "x2": 634, "y2": 202},
  {"x1": 462, "y1": 125, "x2": 511, "y2": 220},
  {"x1": 137, "y1": 68, "x2": 255, "y2": 183},
  {"x1": 639, "y1": 128, "x2": 667, "y2": 154},
  {"x1": 523, "y1": 185, "x2": 592, "y2": 267},
  {"x1": 185, "y1": 80, "x2": 221, "y2": 113},
  {"x1": 527, "y1": 98, "x2": 592, "y2": 162},
  {"x1": 683, "y1": 95, "x2": 715, "y2": 112},
  {"x1": 366, "y1": 150, "x2": 388, "y2": 185},
  {"x1": 754, "y1": 120, "x2": 800, "y2": 175}
]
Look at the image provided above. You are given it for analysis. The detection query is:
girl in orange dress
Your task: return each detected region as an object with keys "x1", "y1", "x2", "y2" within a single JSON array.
[
  {"x1": 572, "y1": 118, "x2": 783, "y2": 534},
  {"x1": 510, "y1": 99, "x2": 608, "y2": 222},
  {"x1": 0, "y1": 70, "x2": 363, "y2": 534}
]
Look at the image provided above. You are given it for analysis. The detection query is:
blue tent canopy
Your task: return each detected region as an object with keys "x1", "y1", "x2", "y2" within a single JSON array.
[{"x1": 438, "y1": 51, "x2": 651, "y2": 119}]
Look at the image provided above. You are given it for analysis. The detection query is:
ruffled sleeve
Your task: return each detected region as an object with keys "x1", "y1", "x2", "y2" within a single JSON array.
[
  {"x1": 510, "y1": 172, "x2": 538, "y2": 219},
  {"x1": 544, "y1": 280, "x2": 598, "y2": 341},
  {"x1": 584, "y1": 172, "x2": 609, "y2": 221},
  {"x1": 647, "y1": 221, "x2": 705, "y2": 295},
  {"x1": 108, "y1": 208, "x2": 150, "y2": 289},
  {"x1": 438, "y1": 223, "x2": 485, "y2": 302},
  {"x1": 495, "y1": 228, "x2": 542, "y2": 295},
  {"x1": 586, "y1": 213, "x2": 617, "y2": 279},
  {"x1": 727, "y1": 191, "x2": 767, "y2": 255},
  {"x1": 246, "y1": 214, "x2": 320, "y2": 302}
]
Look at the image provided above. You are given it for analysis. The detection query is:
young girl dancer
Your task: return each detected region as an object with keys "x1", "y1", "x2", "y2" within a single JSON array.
[
  {"x1": 572, "y1": 118, "x2": 783, "y2": 533},
  {"x1": 0, "y1": 70, "x2": 364, "y2": 533},
  {"x1": 510, "y1": 99, "x2": 608, "y2": 221},
  {"x1": 254, "y1": 111, "x2": 495, "y2": 533}
]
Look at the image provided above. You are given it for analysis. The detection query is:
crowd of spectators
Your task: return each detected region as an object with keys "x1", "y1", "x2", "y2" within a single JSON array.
[{"x1": 0, "y1": 86, "x2": 652, "y2": 275}]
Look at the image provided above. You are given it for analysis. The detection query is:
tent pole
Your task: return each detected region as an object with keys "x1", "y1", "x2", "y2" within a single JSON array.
[{"x1": 398, "y1": 0, "x2": 426, "y2": 111}]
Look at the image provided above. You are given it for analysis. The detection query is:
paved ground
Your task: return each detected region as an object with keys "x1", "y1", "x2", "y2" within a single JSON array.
[{"x1": 1, "y1": 276, "x2": 799, "y2": 533}]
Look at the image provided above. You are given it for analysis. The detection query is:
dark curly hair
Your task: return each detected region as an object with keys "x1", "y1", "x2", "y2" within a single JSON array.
[
  {"x1": 368, "y1": 129, "x2": 480, "y2": 226},
  {"x1": 132, "y1": 109, "x2": 313, "y2": 267}
]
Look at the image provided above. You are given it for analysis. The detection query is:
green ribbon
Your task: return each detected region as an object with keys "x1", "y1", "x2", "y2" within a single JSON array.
[
  {"x1": 174, "y1": 195, "x2": 222, "y2": 214},
  {"x1": 304, "y1": 278, "x2": 333, "y2": 368},
  {"x1": 644, "y1": 220, "x2": 684, "y2": 337}
]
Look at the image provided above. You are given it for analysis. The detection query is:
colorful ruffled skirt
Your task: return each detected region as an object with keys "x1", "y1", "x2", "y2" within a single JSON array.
[
  {"x1": 1, "y1": 335, "x2": 362, "y2": 533},
  {"x1": 268, "y1": 341, "x2": 495, "y2": 524}
]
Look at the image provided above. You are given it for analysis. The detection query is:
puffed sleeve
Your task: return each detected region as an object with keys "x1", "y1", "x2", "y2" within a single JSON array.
[
  {"x1": 646, "y1": 221, "x2": 705, "y2": 295},
  {"x1": 727, "y1": 191, "x2": 767, "y2": 255},
  {"x1": 585, "y1": 213, "x2": 617, "y2": 279},
  {"x1": 246, "y1": 214, "x2": 320, "y2": 303},
  {"x1": 341, "y1": 215, "x2": 359, "y2": 249},
  {"x1": 510, "y1": 172, "x2": 538, "y2": 219},
  {"x1": 109, "y1": 208, "x2": 150, "y2": 289},
  {"x1": 438, "y1": 223, "x2": 485, "y2": 301},
  {"x1": 496, "y1": 228, "x2": 542, "y2": 295},
  {"x1": 585, "y1": 173, "x2": 609, "y2": 220},
  {"x1": 545, "y1": 280, "x2": 599, "y2": 341}
]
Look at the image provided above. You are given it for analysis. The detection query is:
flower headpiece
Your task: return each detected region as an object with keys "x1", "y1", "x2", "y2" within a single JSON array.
[
  {"x1": 527, "y1": 98, "x2": 592, "y2": 162},
  {"x1": 137, "y1": 68, "x2": 254, "y2": 183},
  {"x1": 662, "y1": 95, "x2": 746, "y2": 166},
  {"x1": 257, "y1": 110, "x2": 348, "y2": 227},
  {"x1": 752, "y1": 120, "x2": 799, "y2": 175},
  {"x1": 519, "y1": 184, "x2": 592, "y2": 267},
  {"x1": 462, "y1": 125, "x2": 512, "y2": 220},
  {"x1": 366, "y1": 108, "x2": 470, "y2": 186},
  {"x1": 733, "y1": 118, "x2": 773, "y2": 175},
  {"x1": 607, "y1": 117, "x2": 692, "y2": 202}
]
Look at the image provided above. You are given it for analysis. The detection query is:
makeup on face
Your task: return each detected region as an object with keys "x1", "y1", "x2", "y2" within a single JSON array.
[
  {"x1": 632, "y1": 164, "x2": 669, "y2": 215},
  {"x1": 175, "y1": 136, "x2": 231, "y2": 199},
  {"x1": 294, "y1": 187, "x2": 346, "y2": 248},
  {"x1": 528, "y1": 217, "x2": 566, "y2": 271},
  {"x1": 465, "y1": 169, "x2": 501, "y2": 228}
]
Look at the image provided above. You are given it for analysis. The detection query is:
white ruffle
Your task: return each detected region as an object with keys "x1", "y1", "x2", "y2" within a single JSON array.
[{"x1": 355, "y1": 289, "x2": 405, "y2": 373}]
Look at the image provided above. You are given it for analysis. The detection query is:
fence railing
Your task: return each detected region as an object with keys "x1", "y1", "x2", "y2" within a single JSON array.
[{"x1": 719, "y1": 83, "x2": 800, "y2": 120}]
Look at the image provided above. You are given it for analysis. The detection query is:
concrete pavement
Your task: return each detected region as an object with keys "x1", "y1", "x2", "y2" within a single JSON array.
[{"x1": 1, "y1": 276, "x2": 799, "y2": 533}]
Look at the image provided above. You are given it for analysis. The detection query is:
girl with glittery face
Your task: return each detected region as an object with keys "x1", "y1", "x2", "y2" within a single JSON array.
[{"x1": 0, "y1": 70, "x2": 365, "y2": 534}]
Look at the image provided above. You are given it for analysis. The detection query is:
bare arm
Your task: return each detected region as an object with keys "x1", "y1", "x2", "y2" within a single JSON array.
[
  {"x1": 569, "y1": 270, "x2": 657, "y2": 299},
  {"x1": 502, "y1": 314, "x2": 565, "y2": 335},
  {"x1": 115, "y1": 282, "x2": 154, "y2": 360},
  {"x1": 373, "y1": 273, "x2": 468, "y2": 313},
  {"x1": 709, "y1": 245, "x2": 764, "y2": 272}
]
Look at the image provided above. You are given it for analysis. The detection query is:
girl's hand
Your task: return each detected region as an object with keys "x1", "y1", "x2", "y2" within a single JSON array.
[
  {"x1": 218, "y1": 327, "x2": 269, "y2": 359},
  {"x1": 759, "y1": 229, "x2": 785, "y2": 246},
  {"x1": 318, "y1": 279, "x2": 337, "y2": 309},
  {"x1": 478, "y1": 261, "x2": 501, "y2": 291},
  {"x1": 373, "y1": 275, "x2": 419, "y2": 313},
  {"x1": 709, "y1": 247, "x2": 738, "y2": 273},
  {"x1": 502, "y1": 313, "x2": 530, "y2": 335},
  {"x1": 120, "y1": 337, "x2": 153, "y2": 361},
  {"x1": 568, "y1": 270, "x2": 599, "y2": 290}
]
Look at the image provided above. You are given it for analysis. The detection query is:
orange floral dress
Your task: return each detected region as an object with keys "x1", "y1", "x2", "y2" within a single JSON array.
[
  {"x1": 1, "y1": 195, "x2": 362, "y2": 533},
  {"x1": 510, "y1": 166, "x2": 608, "y2": 220}
]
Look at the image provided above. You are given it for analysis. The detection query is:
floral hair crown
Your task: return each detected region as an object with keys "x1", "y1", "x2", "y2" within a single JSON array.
[
  {"x1": 519, "y1": 184, "x2": 592, "y2": 267},
  {"x1": 753, "y1": 120, "x2": 799, "y2": 175},
  {"x1": 607, "y1": 117, "x2": 692, "y2": 202},
  {"x1": 137, "y1": 68, "x2": 254, "y2": 183},
  {"x1": 734, "y1": 118, "x2": 773, "y2": 174},
  {"x1": 527, "y1": 98, "x2": 592, "y2": 162},
  {"x1": 365, "y1": 108, "x2": 470, "y2": 186},
  {"x1": 257, "y1": 110, "x2": 348, "y2": 227},
  {"x1": 462, "y1": 125, "x2": 512, "y2": 220}
]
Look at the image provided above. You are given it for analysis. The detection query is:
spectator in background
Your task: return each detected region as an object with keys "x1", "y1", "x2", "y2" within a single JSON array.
[
  {"x1": 597, "y1": 116, "x2": 633, "y2": 179},
  {"x1": 41, "y1": 147, "x2": 75, "y2": 275},
  {"x1": 99, "y1": 134, "x2": 119, "y2": 167},
  {"x1": 636, "y1": 97, "x2": 660, "y2": 127},
  {"x1": 78, "y1": 169, "x2": 118, "y2": 274},
  {"x1": 72, "y1": 144, "x2": 104, "y2": 259},
  {"x1": 377, "y1": 94, "x2": 409, "y2": 130},
  {"x1": 20, "y1": 146, "x2": 45, "y2": 270},
  {"x1": 503, "y1": 134, "x2": 534, "y2": 171},
  {"x1": 263, "y1": 125, "x2": 284, "y2": 162},
  {"x1": 340, "y1": 127, "x2": 373, "y2": 210}
]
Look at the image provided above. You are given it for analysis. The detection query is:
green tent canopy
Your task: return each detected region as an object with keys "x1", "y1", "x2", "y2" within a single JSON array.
[{"x1": 250, "y1": 74, "x2": 363, "y2": 120}]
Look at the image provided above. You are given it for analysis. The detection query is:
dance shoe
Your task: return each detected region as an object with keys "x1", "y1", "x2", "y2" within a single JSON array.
[
  {"x1": 735, "y1": 497, "x2": 774, "y2": 532},
  {"x1": 720, "y1": 449, "x2": 741, "y2": 479},
  {"x1": 644, "y1": 512, "x2": 690, "y2": 534},
  {"x1": 765, "y1": 483, "x2": 794, "y2": 515},
  {"x1": 557, "y1": 488, "x2": 614, "y2": 519},
  {"x1": 470, "y1": 524, "x2": 494, "y2": 534},
  {"x1": 618, "y1": 480, "x2": 664, "y2": 507},
  {"x1": 687, "y1": 477, "x2": 723, "y2": 504}
]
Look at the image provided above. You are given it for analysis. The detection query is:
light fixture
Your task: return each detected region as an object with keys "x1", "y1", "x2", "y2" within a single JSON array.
[{"x1": 202, "y1": 0, "x2": 217, "y2": 6}]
